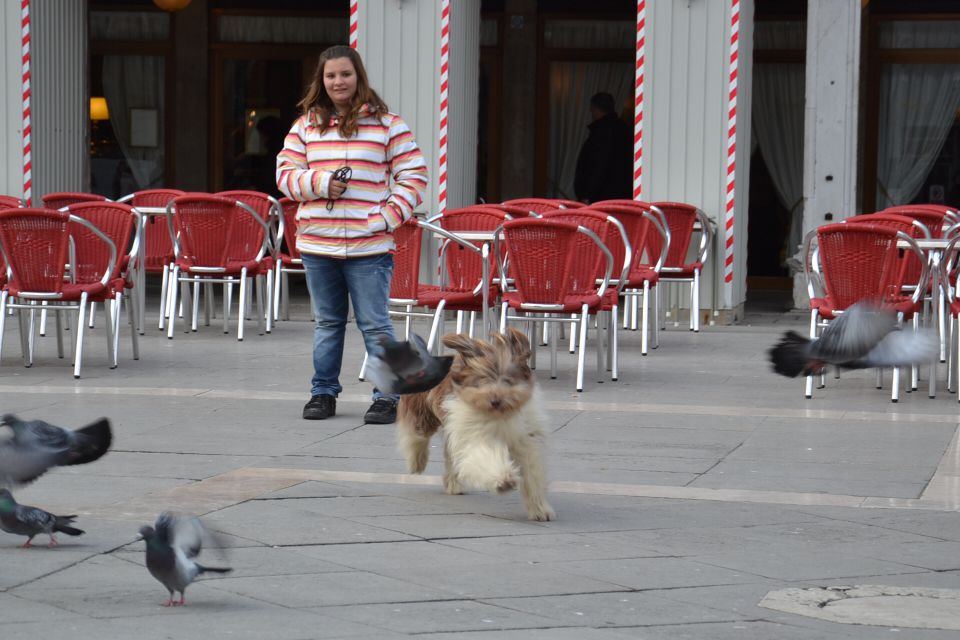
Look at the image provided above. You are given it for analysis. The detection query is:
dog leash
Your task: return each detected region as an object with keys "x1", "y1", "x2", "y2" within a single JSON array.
[{"x1": 326, "y1": 165, "x2": 353, "y2": 211}]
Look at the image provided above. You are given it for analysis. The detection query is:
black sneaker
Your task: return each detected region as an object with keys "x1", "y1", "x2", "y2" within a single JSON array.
[
  {"x1": 363, "y1": 398, "x2": 398, "y2": 424},
  {"x1": 303, "y1": 394, "x2": 336, "y2": 420}
]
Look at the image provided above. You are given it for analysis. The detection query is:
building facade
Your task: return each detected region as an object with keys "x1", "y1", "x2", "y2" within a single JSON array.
[{"x1": 1, "y1": 0, "x2": 959, "y2": 320}]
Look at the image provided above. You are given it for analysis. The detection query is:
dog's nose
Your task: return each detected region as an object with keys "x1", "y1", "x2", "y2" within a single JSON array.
[{"x1": 490, "y1": 398, "x2": 502, "y2": 409}]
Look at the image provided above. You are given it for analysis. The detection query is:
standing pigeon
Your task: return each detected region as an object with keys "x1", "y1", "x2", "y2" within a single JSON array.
[
  {"x1": 0, "y1": 489, "x2": 84, "y2": 548},
  {"x1": 364, "y1": 333, "x2": 454, "y2": 395},
  {"x1": 0, "y1": 414, "x2": 112, "y2": 487},
  {"x1": 139, "y1": 512, "x2": 232, "y2": 607},
  {"x1": 769, "y1": 302, "x2": 938, "y2": 377}
]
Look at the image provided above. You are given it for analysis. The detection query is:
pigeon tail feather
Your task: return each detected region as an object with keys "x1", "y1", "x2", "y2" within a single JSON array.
[
  {"x1": 769, "y1": 331, "x2": 814, "y2": 378},
  {"x1": 64, "y1": 418, "x2": 112, "y2": 466},
  {"x1": 54, "y1": 521, "x2": 84, "y2": 536}
]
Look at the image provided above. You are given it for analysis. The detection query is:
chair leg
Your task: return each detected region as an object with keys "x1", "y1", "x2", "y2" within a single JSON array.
[
  {"x1": 128, "y1": 290, "x2": 140, "y2": 360},
  {"x1": 576, "y1": 305, "x2": 589, "y2": 392},
  {"x1": 404, "y1": 305, "x2": 413, "y2": 339},
  {"x1": 805, "y1": 309, "x2": 817, "y2": 399},
  {"x1": 166, "y1": 267, "x2": 180, "y2": 339},
  {"x1": 595, "y1": 313, "x2": 605, "y2": 383},
  {"x1": 652, "y1": 286, "x2": 660, "y2": 349},
  {"x1": 891, "y1": 366, "x2": 900, "y2": 403},
  {"x1": 265, "y1": 270, "x2": 274, "y2": 333},
  {"x1": 39, "y1": 303, "x2": 47, "y2": 337},
  {"x1": 238, "y1": 268, "x2": 248, "y2": 341},
  {"x1": 158, "y1": 264, "x2": 170, "y2": 330},
  {"x1": 273, "y1": 262, "x2": 282, "y2": 322},
  {"x1": 610, "y1": 305, "x2": 619, "y2": 381},
  {"x1": 255, "y1": 274, "x2": 266, "y2": 336},
  {"x1": 17, "y1": 309, "x2": 31, "y2": 367},
  {"x1": 203, "y1": 282, "x2": 214, "y2": 327},
  {"x1": 568, "y1": 314, "x2": 577, "y2": 354},
  {"x1": 27, "y1": 304, "x2": 37, "y2": 365},
  {"x1": 359, "y1": 352, "x2": 368, "y2": 381},
  {"x1": 427, "y1": 299, "x2": 446, "y2": 351},
  {"x1": 223, "y1": 278, "x2": 232, "y2": 334},
  {"x1": 190, "y1": 279, "x2": 201, "y2": 332},
  {"x1": 641, "y1": 282, "x2": 650, "y2": 356},
  {"x1": 692, "y1": 270, "x2": 701, "y2": 332},
  {"x1": 73, "y1": 293, "x2": 89, "y2": 379},
  {"x1": 549, "y1": 316, "x2": 558, "y2": 379},
  {"x1": 54, "y1": 309, "x2": 64, "y2": 359},
  {"x1": 88, "y1": 302, "x2": 96, "y2": 329},
  {"x1": 499, "y1": 302, "x2": 508, "y2": 333},
  {"x1": 103, "y1": 298, "x2": 117, "y2": 369},
  {"x1": 0, "y1": 292, "x2": 9, "y2": 362}
]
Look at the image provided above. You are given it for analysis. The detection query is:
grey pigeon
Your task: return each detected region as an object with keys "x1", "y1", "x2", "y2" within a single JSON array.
[
  {"x1": 0, "y1": 489, "x2": 84, "y2": 548},
  {"x1": 0, "y1": 414, "x2": 112, "y2": 487},
  {"x1": 365, "y1": 333, "x2": 453, "y2": 395},
  {"x1": 139, "y1": 512, "x2": 232, "y2": 607},
  {"x1": 769, "y1": 302, "x2": 938, "y2": 377}
]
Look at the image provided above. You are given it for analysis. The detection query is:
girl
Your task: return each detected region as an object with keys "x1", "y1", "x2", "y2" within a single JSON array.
[{"x1": 277, "y1": 45, "x2": 428, "y2": 423}]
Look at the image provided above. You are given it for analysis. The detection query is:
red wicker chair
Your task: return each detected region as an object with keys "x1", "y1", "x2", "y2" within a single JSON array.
[
  {"x1": 802, "y1": 222, "x2": 928, "y2": 401},
  {"x1": 66, "y1": 202, "x2": 140, "y2": 366},
  {"x1": 501, "y1": 198, "x2": 584, "y2": 215},
  {"x1": 542, "y1": 209, "x2": 630, "y2": 379},
  {"x1": 0, "y1": 195, "x2": 24, "y2": 209},
  {"x1": 117, "y1": 188, "x2": 185, "y2": 331},
  {"x1": 274, "y1": 197, "x2": 305, "y2": 321},
  {"x1": 41, "y1": 192, "x2": 108, "y2": 210},
  {"x1": 217, "y1": 190, "x2": 281, "y2": 333},
  {"x1": 165, "y1": 195, "x2": 270, "y2": 341},
  {"x1": 497, "y1": 217, "x2": 613, "y2": 391},
  {"x1": 0, "y1": 208, "x2": 117, "y2": 377},
  {"x1": 647, "y1": 201, "x2": 713, "y2": 332}
]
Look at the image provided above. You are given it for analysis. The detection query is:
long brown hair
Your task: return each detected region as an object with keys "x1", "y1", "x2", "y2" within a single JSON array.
[{"x1": 298, "y1": 45, "x2": 388, "y2": 138}]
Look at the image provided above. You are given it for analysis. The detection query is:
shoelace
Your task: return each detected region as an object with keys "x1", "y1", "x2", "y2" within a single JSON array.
[{"x1": 326, "y1": 166, "x2": 353, "y2": 211}]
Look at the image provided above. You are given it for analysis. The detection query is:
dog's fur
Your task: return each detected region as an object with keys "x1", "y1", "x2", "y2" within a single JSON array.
[{"x1": 396, "y1": 329, "x2": 554, "y2": 521}]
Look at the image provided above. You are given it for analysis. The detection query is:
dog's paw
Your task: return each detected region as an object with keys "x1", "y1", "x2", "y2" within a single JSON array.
[
  {"x1": 527, "y1": 502, "x2": 555, "y2": 522},
  {"x1": 443, "y1": 475, "x2": 464, "y2": 495},
  {"x1": 496, "y1": 475, "x2": 518, "y2": 494}
]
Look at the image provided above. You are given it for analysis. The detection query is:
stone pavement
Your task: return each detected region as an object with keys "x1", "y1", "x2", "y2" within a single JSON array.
[{"x1": 1, "y1": 292, "x2": 959, "y2": 639}]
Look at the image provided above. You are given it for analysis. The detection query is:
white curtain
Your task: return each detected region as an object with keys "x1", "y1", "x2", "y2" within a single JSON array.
[
  {"x1": 876, "y1": 22, "x2": 960, "y2": 208},
  {"x1": 752, "y1": 63, "x2": 805, "y2": 257},
  {"x1": 102, "y1": 56, "x2": 165, "y2": 191},
  {"x1": 547, "y1": 62, "x2": 632, "y2": 200},
  {"x1": 544, "y1": 20, "x2": 634, "y2": 49},
  {"x1": 877, "y1": 64, "x2": 960, "y2": 208}
]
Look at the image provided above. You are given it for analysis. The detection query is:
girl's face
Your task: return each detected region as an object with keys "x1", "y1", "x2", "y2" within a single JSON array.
[{"x1": 323, "y1": 57, "x2": 358, "y2": 112}]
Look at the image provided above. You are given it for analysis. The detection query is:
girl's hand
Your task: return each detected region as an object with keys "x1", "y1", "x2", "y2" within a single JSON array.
[{"x1": 329, "y1": 179, "x2": 348, "y2": 199}]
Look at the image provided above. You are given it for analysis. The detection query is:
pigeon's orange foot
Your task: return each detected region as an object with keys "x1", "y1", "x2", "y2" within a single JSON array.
[{"x1": 19, "y1": 540, "x2": 32, "y2": 549}]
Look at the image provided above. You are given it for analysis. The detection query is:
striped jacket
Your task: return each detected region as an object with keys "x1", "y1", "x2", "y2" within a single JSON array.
[{"x1": 276, "y1": 105, "x2": 428, "y2": 258}]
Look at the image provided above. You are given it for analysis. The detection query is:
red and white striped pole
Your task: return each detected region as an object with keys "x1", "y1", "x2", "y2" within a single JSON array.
[
  {"x1": 349, "y1": 0, "x2": 358, "y2": 50},
  {"x1": 633, "y1": 0, "x2": 645, "y2": 201},
  {"x1": 723, "y1": 0, "x2": 740, "y2": 299},
  {"x1": 21, "y1": 0, "x2": 31, "y2": 206},
  {"x1": 437, "y1": 0, "x2": 450, "y2": 215}
]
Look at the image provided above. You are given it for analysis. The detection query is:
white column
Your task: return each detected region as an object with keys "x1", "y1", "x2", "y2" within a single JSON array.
[
  {"x1": 358, "y1": 0, "x2": 480, "y2": 279},
  {"x1": 795, "y1": 0, "x2": 861, "y2": 307},
  {"x1": 646, "y1": 0, "x2": 754, "y2": 320}
]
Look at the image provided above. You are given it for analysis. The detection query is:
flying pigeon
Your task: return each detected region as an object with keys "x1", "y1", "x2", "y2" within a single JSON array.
[
  {"x1": 0, "y1": 414, "x2": 112, "y2": 487},
  {"x1": 769, "y1": 302, "x2": 938, "y2": 377},
  {"x1": 364, "y1": 333, "x2": 453, "y2": 395},
  {"x1": 0, "y1": 489, "x2": 84, "y2": 548},
  {"x1": 139, "y1": 512, "x2": 232, "y2": 607}
]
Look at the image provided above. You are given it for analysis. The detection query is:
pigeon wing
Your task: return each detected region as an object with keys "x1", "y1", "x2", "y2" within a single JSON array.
[
  {"x1": 810, "y1": 303, "x2": 897, "y2": 364},
  {"x1": 60, "y1": 418, "x2": 112, "y2": 466},
  {"x1": 857, "y1": 329, "x2": 939, "y2": 368},
  {"x1": 15, "y1": 504, "x2": 54, "y2": 534},
  {"x1": 0, "y1": 441, "x2": 58, "y2": 487}
]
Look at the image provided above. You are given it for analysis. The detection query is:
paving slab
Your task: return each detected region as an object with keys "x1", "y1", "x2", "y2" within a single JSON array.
[{"x1": 0, "y1": 302, "x2": 959, "y2": 638}]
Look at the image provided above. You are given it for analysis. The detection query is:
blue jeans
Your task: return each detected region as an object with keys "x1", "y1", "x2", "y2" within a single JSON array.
[{"x1": 301, "y1": 252, "x2": 398, "y2": 401}]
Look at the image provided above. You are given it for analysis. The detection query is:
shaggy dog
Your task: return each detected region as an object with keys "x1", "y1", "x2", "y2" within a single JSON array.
[{"x1": 396, "y1": 329, "x2": 554, "y2": 521}]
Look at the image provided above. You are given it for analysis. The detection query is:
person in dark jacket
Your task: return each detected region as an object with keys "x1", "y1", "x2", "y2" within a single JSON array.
[{"x1": 573, "y1": 92, "x2": 633, "y2": 204}]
